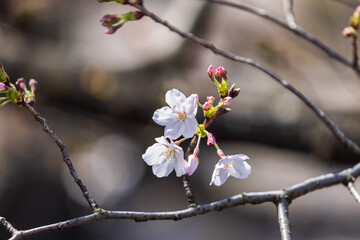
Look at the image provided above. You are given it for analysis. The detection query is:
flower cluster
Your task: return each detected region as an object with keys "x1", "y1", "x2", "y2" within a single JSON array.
[
  {"x1": 0, "y1": 63, "x2": 38, "y2": 108},
  {"x1": 142, "y1": 66, "x2": 251, "y2": 186}
]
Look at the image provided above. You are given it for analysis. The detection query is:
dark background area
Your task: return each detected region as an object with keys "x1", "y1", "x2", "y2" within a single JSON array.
[{"x1": 1, "y1": 0, "x2": 360, "y2": 239}]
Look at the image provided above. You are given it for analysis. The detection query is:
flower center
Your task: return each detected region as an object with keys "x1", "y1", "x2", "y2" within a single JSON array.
[
  {"x1": 163, "y1": 149, "x2": 175, "y2": 161},
  {"x1": 177, "y1": 112, "x2": 186, "y2": 121},
  {"x1": 224, "y1": 161, "x2": 235, "y2": 172}
]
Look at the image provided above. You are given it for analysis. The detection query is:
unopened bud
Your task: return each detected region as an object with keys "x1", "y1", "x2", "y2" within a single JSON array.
[
  {"x1": 16, "y1": 77, "x2": 27, "y2": 90},
  {"x1": 229, "y1": 83, "x2": 241, "y2": 98},
  {"x1": 105, "y1": 24, "x2": 123, "y2": 34},
  {"x1": 215, "y1": 66, "x2": 227, "y2": 83},
  {"x1": 29, "y1": 79, "x2": 38, "y2": 92},
  {"x1": 187, "y1": 154, "x2": 199, "y2": 176},
  {"x1": 342, "y1": 26, "x2": 357, "y2": 37},
  {"x1": 203, "y1": 101, "x2": 211, "y2": 111},
  {"x1": 207, "y1": 96, "x2": 215, "y2": 104},
  {"x1": 223, "y1": 97, "x2": 232, "y2": 106},
  {"x1": 0, "y1": 83, "x2": 9, "y2": 92},
  {"x1": 207, "y1": 65, "x2": 214, "y2": 79},
  {"x1": 100, "y1": 14, "x2": 121, "y2": 27}
]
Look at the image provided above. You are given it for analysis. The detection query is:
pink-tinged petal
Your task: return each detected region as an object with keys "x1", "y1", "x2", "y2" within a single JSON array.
[
  {"x1": 165, "y1": 89, "x2": 186, "y2": 111},
  {"x1": 184, "y1": 94, "x2": 198, "y2": 117},
  {"x1": 153, "y1": 106, "x2": 177, "y2": 126},
  {"x1": 210, "y1": 167, "x2": 230, "y2": 186},
  {"x1": 182, "y1": 117, "x2": 198, "y2": 138},
  {"x1": 165, "y1": 122, "x2": 184, "y2": 140},
  {"x1": 142, "y1": 143, "x2": 165, "y2": 166},
  {"x1": 187, "y1": 154, "x2": 199, "y2": 176},
  {"x1": 152, "y1": 160, "x2": 175, "y2": 178}
]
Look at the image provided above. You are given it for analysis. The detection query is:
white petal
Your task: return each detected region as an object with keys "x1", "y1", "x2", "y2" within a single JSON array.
[
  {"x1": 210, "y1": 167, "x2": 230, "y2": 186},
  {"x1": 152, "y1": 160, "x2": 175, "y2": 178},
  {"x1": 164, "y1": 122, "x2": 184, "y2": 140},
  {"x1": 174, "y1": 158, "x2": 188, "y2": 177},
  {"x1": 165, "y1": 89, "x2": 186, "y2": 111},
  {"x1": 231, "y1": 160, "x2": 251, "y2": 179},
  {"x1": 184, "y1": 94, "x2": 198, "y2": 118},
  {"x1": 182, "y1": 117, "x2": 198, "y2": 138},
  {"x1": 153, "y1": 106, "x2": 177, "y2": 126},
  {"x1": 142, "y1": 143, "x2": 165, "y2": 166},
  {"x1": 155, "y1": 136, "x2": 169, "y2": 145}
]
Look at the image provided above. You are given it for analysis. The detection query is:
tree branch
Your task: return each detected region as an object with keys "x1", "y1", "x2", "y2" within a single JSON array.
[
  {"x1": 277, "y1": 198, "x2": 292, "y2": 240},
  {"x1": 282, "y1": 0, "x2": 297, "y2": 29},
  {"x1": 0, "y1": 217, "x2": 18, "y2": 236},
  {"x1": 129, "y1": 1, "x2": 360, "y2": 157},
  {"x1": 21, "y1": 102, "x2": 99, "y2": 212},
  {"x1": 8, "y1": 160, "x2": 360, "y2": 239},
  {"x1": 346, "y1": 181, "x2": 360, "y2": 206},
  {"x1": 207, "y1": 0, "x2": 359, "y2": 73}
]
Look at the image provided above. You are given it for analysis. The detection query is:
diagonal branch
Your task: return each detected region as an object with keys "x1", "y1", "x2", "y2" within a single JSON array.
[
  {"x1": 346, "y1": 181, "x2": 360, "y2": 206},
  {"x1": 282, "y1": 0, "x2": 297, "y2": 29},
  {"x1": 277, "y1": 197, "x2": 292, "y2": 240},
  {"x1": 21, "y1": 102, "x2": 99, "y2": 212},
  {"x1": 0, "y1": 217, "x2": 18, "y2": 236},
  {"x1": 207, "y1": 0, "x2": 359, "y2": 73},
  {"x1": 128, "y1": 1, "x2": 360, "y2": 157}
]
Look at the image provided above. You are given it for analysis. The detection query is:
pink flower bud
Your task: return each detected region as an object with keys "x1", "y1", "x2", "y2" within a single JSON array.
[
  {"x1": 215, "y1": 66, "x2": 227, "y2": 82},
  {"x1": 187, "y1": 154, "x2": 199, "y2": 176},
  {"x1": 223, "y1": 97, "x2": 232, "y2": 106},
  {"x1": 342, "y1": 27, "x2": 356, "y2": 37},
  {"x1": 207, "y1": 96, "x2": 215, "y2": 104},
  {"x1": 207, "y1": 65, "x2": 214, "y2": 79},
  {"x1": 29, "y1": 79, "x2": 38, "y2": 91},
  {"x1": 207, "y1": 133, "x2": 216, "y2": 146},
  {"x1": 16, "y1": 78, "x2": 27, "y2": 90},
  {"x1": 0, "y1": 83, "x2": 9, "y2": 92},
  {"x1": 203, "y1": 101, "x2": 211, "y2": 111},
  {"x1": 100, "y1": 14, "x2": 121, "y2": 27},
  {"x1": 105, "y1": 24, "x2": 123, "y2": 34}
]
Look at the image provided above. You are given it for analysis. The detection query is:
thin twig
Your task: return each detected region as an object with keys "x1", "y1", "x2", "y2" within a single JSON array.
[
  {"x1": 207, "y1": 0, "x2": 359, "y2": 73},
  {"x1": 277, "y1": 198, "x2": 292, "y2": 240},
  {"x1": 129, "y1": 1, "x2": 360, "y2": 157},
  {"x1": 21, "y1": 102, "x2": 99, "y2": 212},
  {"x1": 282, "y1": 0, "x2": 297, "y2": 29},
  {"x1": 346, "y1": 181, "x2": 360, "y2": 205},
  {"x1": 9, "y1": 161, "x2": 360, "y2": 239},
  {"x1": 352, "y1": 36, "x2": 359, "y2": 68},
  {"x1": 0, "y1": 217, "x2": 19, "y2": 236}
]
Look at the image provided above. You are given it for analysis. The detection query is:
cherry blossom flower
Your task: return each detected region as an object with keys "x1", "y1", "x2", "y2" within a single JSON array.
[
  {"x1": 153, "y1": 89, "x2": 198, "y2": 140},
  {"x1": 210, "y1": 154, "x2": 251, "y2": 186},
  {"x1": 142, "y1": 136, "x2": 188, "y2": 177}
]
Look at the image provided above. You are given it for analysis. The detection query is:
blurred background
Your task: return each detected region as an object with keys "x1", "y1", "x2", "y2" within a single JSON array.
[{"x1": 1, "y1": 0, "x2": 360, "y2": 239}]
